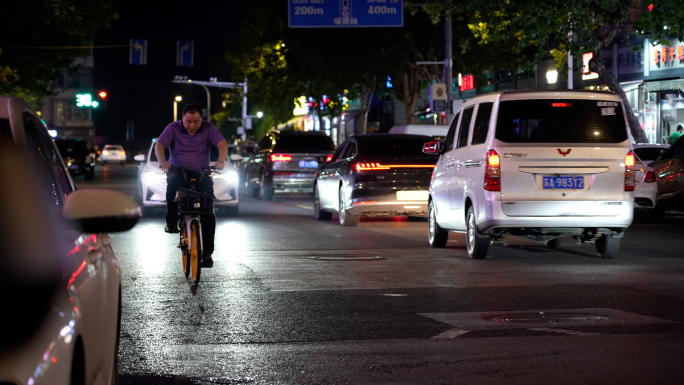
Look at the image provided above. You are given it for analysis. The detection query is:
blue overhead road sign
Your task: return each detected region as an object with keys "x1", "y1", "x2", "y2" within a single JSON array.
[
  {"x1": 289, "y1": 0, "x2": 403, "y2": 28},
  {"x1": 177, "y1": 40, "x2": 194, "y2": 67},
  {"x1": 129, "y1": 38, "x2": 147, "y2": 65}
]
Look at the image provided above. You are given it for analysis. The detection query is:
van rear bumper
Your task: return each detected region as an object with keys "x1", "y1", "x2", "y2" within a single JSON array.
[{"x1": 478, "y1": 200, "x2": 634, "y2": 234}]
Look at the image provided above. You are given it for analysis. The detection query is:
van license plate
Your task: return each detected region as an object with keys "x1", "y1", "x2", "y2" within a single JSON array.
[
  {"x1": 542, "y1": 176, "x2": 584, "y2": 189},
  {"x1": 299, "y1": 160, "x2": 318, "y2": 168}
]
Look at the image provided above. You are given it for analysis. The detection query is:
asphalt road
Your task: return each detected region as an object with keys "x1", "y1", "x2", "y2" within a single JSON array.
[{"x1": 77, "y1": 164, "x2": 684, "y2": 385}]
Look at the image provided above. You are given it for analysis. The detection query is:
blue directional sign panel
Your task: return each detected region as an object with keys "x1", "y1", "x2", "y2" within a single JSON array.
[
  {"x1": 289, "y1": 0, "x2": 403, "y2": 28},
  {"x1": 177, "y1": 40, "x2": 194, "y2": 67},
  {"x1": 129, "y1": 38, "x2": 147, "y2": 65}
]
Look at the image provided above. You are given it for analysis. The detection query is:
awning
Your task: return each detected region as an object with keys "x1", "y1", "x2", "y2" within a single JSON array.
[{"x1": 643, "y1": 79, "x2": 684, "y2": 93}]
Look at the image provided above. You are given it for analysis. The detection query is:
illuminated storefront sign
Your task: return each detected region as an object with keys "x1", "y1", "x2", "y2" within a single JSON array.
[
  {"x1": 649, "y1": 40, "x2": 684, "y2": 72},
  {"x1": 459, "y1": 74, "x2": 474, "y2": 92}
]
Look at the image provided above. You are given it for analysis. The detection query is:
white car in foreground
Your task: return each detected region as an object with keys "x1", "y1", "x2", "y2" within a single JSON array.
[
  {"x1": 0, "y1": 96, "x2": 140, "y2": 385},
  {"x1": 134, "y1": 139, "x2": 241, "y2": 216}
]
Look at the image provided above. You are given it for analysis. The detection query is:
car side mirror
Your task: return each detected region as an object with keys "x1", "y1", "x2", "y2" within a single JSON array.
[
  {"x1": 423, "y1": 141, "x2": 441, "y2": 155},
  {"x1": 134, "y1": 154, "x2": 146, "y2": 162},
  {"x1": 63, "y1": 188, "x2": 141, "y2": 233}
]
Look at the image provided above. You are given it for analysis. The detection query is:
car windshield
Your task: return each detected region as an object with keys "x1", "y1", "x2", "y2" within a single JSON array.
[
  {"x1": 634, "y1": 147, "x2": 666, "y2": 162},
  {"x1": 106, "y1": 145, "x2": 124, "y2": 151},
  {"x1": 495, "y1": 99, "x2": 629, "y2": 143},
  {"x1": 359, "y1": 136, "x2": 440, "y2": 159},
  {"x1": 273, "y1": 135, "x2": 335, "y2": 153},
  {"x1": 55, "y1": 140, "x2": 90, "y2": 156}
]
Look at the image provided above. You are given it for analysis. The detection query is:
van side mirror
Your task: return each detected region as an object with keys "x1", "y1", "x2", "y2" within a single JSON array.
[{"x1": 423, "y1": 141, "x2": 441, "y2": 155}]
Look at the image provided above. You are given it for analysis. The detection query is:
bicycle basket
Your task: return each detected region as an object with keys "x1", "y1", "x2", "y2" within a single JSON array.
[{"x1": 174, "y1": 187, "x2": 214, "y2": 215}]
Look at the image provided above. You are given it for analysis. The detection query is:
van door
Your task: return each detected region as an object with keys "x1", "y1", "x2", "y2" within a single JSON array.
[
  {"x1": 448, "y1": 105, "x2": 475, "y2": 229},
  {"x1": 431, "y1": 112, "x2": 460, "y2": 228}
]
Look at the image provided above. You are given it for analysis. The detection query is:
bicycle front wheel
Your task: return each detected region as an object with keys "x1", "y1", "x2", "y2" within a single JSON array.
[
  {"x1": 181, "y1": 224, "x2": 190, "y2": 277},
  {"x1": 189, "y1": 220, "x2": 202, "y2": 285}
]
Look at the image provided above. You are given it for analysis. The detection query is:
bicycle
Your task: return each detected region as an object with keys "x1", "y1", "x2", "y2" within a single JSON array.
[{"x1": 169, "y1": 165, "x2": 217, "y2": 285}]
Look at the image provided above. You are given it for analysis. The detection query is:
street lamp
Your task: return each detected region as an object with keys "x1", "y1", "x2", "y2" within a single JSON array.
[{"x1": 173, "y1": 96, "x2": 182, "y2": 122}]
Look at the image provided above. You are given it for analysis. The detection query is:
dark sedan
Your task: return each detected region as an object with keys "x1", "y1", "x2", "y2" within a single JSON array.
[{"x1": 313, "y1": 134, "x2": 439, "y2": 226}]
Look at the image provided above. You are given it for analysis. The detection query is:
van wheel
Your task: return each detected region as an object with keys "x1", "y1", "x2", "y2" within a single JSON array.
[
  {"x1": 466, "y1": 206, "x2": 489, "y2": 259},
  {"x1": 338, "y1": 187, "x2": 359, "y2": 227},
  {"x1": 595, "y1": 235, "x2": 620, "y2": 259},
  {"x1": 428, "y1": 200, "x2": 448, "y2": 248}
]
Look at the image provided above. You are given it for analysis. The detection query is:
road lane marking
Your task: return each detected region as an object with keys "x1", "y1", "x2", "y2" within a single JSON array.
[{"x1": 431, "y1": 328, "x2": 469, "y2": 339}]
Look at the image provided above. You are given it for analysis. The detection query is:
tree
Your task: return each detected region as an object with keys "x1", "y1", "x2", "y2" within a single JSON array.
[
  {"x1": 0, "y1": 0, "x2": 119, "y2": 104},
  {"x1": 458, "y1": 0, "x2": 684, "y2": 143}
]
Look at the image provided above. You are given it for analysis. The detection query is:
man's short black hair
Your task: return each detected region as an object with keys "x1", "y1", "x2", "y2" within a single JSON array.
[
  {"x1": 678, "y1": 124, "x2": 683, "y2": 132},
  {"x1": 182, "y1": 103, "x2": 203, "y2": 116}
]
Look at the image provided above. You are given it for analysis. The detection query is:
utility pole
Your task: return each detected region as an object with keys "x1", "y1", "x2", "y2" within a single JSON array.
[
  {"x1": 444, "y1": 2, "x2": 453, "y2": 125},
  {"x1": 172, "y1": 77, "x2": 252, "y2": 139}
]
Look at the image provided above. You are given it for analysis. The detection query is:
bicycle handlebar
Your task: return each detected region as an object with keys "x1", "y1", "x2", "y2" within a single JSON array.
[{"x1": 166, "y1": 165, "x2": 218, "y2": 184}]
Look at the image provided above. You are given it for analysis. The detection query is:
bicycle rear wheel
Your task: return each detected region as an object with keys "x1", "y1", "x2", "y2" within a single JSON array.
[
  {"x1": 189, "y1": 220, "x2": 202, "y2": 285},
  {"x1": 181, "y1": 224, "x2": 190, "y2": 277}
]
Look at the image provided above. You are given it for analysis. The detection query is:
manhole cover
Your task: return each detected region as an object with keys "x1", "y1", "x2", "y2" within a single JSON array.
[
  {"x1": 310, "y1": 256, "x2": 384, "y2": 261},
  {"x1": 485, "y1": 312, "x2": 608, "y2": 325}
]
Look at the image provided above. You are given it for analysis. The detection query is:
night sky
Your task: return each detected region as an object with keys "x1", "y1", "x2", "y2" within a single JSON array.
[{"x1": 92, "y1": 0, "x2": 247, "y2": 147}]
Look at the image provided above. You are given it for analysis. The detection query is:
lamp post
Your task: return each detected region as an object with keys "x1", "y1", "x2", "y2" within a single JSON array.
[{"x1": 173, "y1": 96, "x2": 182, "y2": 122}]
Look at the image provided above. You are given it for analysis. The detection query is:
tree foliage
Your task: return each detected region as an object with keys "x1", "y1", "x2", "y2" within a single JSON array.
[
  {"x1": 434, "y1": 0, "x2": 684, "y2": 143},
  {"x1": 0, "y1": 0, "x2": 119, "y2": 104}
]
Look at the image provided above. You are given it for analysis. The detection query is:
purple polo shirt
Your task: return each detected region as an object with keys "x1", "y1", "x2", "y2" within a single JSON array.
[{"x1": 157, "y1": 120, "x2": 225, "y2": 172}]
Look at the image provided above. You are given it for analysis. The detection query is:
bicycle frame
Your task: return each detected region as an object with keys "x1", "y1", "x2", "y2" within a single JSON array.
[{"x1": 170, "y1": 165, "x2": 216, "y2": 285}]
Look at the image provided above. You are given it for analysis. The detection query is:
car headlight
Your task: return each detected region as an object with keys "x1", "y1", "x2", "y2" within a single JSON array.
[
  {"x1": 144, "y1": 171, "x2": 166, "y2": 184},
  {"x1": 214, "y1": 170, "x2": 239, "y2": 184}
]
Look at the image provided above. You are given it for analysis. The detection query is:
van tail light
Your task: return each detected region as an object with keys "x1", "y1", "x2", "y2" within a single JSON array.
[
  {"x1": 271, "y1": 154, "x2": 292, "y2": 162},
  {"x1": 326, "y1": 154, "x2": 333, "y2": 162},
  {"x1": 644, "y1": 169, "x2": 656, "y2": 183},
  {"x1": 484, "y1": 149, "x2": 501, "y2": 191},
  {"x1": 625, "y1": 151, "x2": 635, "y2": 191}
]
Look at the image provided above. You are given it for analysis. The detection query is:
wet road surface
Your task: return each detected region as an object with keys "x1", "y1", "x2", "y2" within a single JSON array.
[{"x1": 79, "y1": 165, "x2": 684, "y2": 384}]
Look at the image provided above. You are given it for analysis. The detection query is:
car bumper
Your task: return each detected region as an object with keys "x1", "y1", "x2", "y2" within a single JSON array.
[
  {"x1": 101, "y1": 155, "x2": 126, "y2": 162},
  {"x1": 65, "y1": 164, "x2": 94, "y2": 175},
  {"x1": 139, "y1": 173, "x2": 239, "y2": 207},
  {"x1": 478, "y1": 198, "x2": 634, "y2": 234},
  {"x1": 272, "y1": 172, "x2": 316, "y2": 191},
  {"x1": 347, "y1": 188, "x2": 429, "y2": 217}
]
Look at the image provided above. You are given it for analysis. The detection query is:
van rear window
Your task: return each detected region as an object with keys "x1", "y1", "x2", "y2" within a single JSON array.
[{"x1": 495, "y1": 99, "x2": 628, "y2": 143}]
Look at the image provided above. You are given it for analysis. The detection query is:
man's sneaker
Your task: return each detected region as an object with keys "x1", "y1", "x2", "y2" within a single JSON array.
[
  {"x1": 165, "y1": 224, "x2": 179, "y2": 234},
  {"x1": 201, "y1": 254, "x2": 213, "y2": 268}
]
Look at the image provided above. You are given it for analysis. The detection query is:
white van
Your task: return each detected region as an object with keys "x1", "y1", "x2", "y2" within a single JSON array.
[
  {"x1": 389, "y1": 124, "x2": 449, "y2": 138},
  {"x1": 423, "y1": 90, "x2": 635, "y2": 259}
]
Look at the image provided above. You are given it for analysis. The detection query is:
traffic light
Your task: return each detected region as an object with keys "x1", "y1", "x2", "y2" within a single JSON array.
[{"x1": 96, "y1": 90, "x2": 108, "y2": 109}]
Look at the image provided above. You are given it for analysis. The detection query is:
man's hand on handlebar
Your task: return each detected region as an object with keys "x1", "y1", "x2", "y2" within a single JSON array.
[
  {"x1": 214, "y1": 160, "x2": 225, "y2": 170},
  {"x1": 159, "y1": 161, "x2": 171, "y2": 173}
]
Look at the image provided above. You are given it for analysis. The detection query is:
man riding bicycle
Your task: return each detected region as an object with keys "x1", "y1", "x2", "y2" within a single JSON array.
[{"x1": 156, "y1": 103, "x2": 228, "y2": 268}]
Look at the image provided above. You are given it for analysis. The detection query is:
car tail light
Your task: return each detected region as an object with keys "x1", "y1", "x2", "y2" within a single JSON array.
[
  {"x1": 355, "y1": 163, "x2": 391, "y2": 171},
  {"x1": 354, "y1": 163, "x2": 435, "y2": 172},
  {"x1": 119, "y1": 151, "x2": 125, "y2": 155},
  {"x1": 271, "y1": 154, "x2": 292, "y2": 162},
  {"x1": 484, "y1": 149, "x2": 501, "y2": 191},
  {"x1": 644, "y1": 169, "x2": 656, "y2": 183},
  {"x1": 625, "y1": 151, "x2": 635, "y2": 191},
  {"x1": 326, "y1": 155, "x2": 333, "y2": 162},
  {"x1": 103, "y1": 150, "x2": 109, "y2": 155}
]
